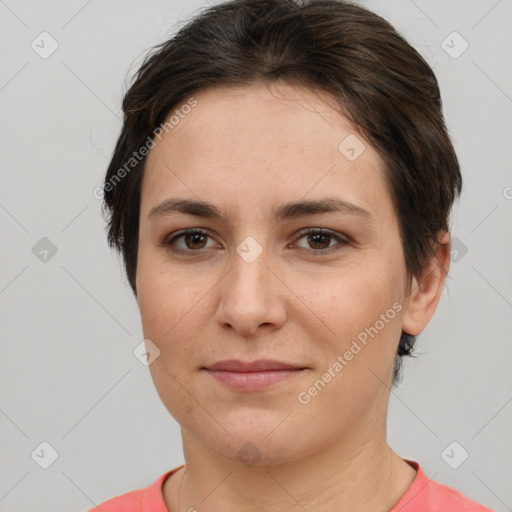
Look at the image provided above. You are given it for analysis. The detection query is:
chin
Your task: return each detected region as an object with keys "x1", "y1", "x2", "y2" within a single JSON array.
[{"x1": 190, "y1": 415, "x2": 315, "y2": 468}]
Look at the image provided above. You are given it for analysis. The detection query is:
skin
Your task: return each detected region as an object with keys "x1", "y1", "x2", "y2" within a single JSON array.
[{"x1": 136, "y1": 81, "x2": 450, "y2": 512}]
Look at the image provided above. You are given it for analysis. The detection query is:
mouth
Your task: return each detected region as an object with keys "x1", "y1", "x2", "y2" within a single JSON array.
[{"x1": 202, "y1": 359, "x2": 309, "y2": 391}]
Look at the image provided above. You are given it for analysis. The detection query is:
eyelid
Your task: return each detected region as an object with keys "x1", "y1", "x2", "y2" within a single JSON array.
[{"x1": 293, "y1": 227, "x2": 350, "y2": 243}]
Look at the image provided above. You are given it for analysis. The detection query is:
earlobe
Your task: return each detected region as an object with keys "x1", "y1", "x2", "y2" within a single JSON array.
[{"x1": 401, "y1": 232, "x2": 451, "y2": 336}]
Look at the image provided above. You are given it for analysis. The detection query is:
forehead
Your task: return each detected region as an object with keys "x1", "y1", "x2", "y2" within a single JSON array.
[
  {"x1": 158, "y1": 82, "x2": 359, "y2": 160},
  {"x1": 141, "y1": 81, "x2": 394, "y2": 223}
]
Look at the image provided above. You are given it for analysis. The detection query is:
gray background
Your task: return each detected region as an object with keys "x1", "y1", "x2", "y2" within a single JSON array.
[{"x1": 0, "y1": 0, "x2": 511, "y2": 511}]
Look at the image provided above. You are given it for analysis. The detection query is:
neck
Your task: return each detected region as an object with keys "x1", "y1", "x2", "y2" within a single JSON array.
[{"x1": 164, "y1": 427, "x2": 416, "y2": 512}]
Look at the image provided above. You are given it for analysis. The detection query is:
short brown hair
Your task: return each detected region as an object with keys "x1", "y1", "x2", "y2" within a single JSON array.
[{"x1": 102, "y1": 0, "x2": 462, "y2": 383}]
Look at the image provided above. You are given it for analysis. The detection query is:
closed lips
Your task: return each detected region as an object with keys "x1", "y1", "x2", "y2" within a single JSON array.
[{"x1": 204, "y1": 360, "x2": 307, "y2": 372}]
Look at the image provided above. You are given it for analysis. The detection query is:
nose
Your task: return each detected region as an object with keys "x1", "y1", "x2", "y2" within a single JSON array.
[{"x1": 215, "y1": 240, "x2": 287, "y2": 337}]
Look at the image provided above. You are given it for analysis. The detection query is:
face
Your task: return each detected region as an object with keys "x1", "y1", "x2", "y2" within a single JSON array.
[{"x1": 136, "y1": 81, "x2": 414, "y2": 465}]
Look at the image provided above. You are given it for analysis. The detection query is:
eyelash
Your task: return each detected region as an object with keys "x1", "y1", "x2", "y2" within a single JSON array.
[{"x1": 162, "y1": 228, "x2": 349, "y2": 256}]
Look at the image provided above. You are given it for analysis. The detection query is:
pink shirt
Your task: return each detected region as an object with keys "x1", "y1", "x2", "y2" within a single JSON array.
[{"x1": 87, "y1": 460, "x2": 495, "y2": 511}]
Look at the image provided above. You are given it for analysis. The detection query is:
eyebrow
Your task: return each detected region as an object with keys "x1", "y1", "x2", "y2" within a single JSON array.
[{"x1": 148, "y1": 197, "x2": 373, "y2": 222}]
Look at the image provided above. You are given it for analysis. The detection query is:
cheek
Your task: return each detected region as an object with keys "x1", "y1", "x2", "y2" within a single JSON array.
[
  {"x1": 136, "y1": 249, "x2": 220, "y2": 396},
  {"x1": 137, "y1": 255, "x2": 207, "y2": 420},
  {"x1": 137, "y1": 246, "x2": 204, "y2": 336},
  {"x1": 305, "y1": 261, "x2": 404, "y2": 365}
]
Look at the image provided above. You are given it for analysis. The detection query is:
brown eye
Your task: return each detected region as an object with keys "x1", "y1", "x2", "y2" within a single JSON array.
[
  {"x1": 307, "y1": 232, "x2": 332, "y2": 250},
  {"x1": 183, "y1": 232, "x2": 208, "y2": 250},
  {"x1": 164, "y1": 229, "x2": 217, "y2": 254},
  {"x1": 294, "y1": 228, "x2": 348, "y2": 254}
]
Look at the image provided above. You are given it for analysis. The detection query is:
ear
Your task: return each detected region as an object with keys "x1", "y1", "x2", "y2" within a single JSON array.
[{"x1": 401, "y1": 232, "x2": 451, "y2": 336}]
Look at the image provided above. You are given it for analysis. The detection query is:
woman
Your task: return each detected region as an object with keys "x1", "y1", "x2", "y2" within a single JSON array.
[{"x1": 89, "y1": 0, "x2": 494, "y2": 510}]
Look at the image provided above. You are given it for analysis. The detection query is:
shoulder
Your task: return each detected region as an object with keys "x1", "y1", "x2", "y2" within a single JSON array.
[
  {"x1": 86, "y1": 488, "x2": 143, "y2": 512},
  {"x1": 85, "y1": 467, "x2": 183, "y2": 512},
  {"x1": 426, "y1": 478, "x2": 495, "y2": 511},
  {"x1": 395, "y1": 461, "x2": 495, "y2": 511}
]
